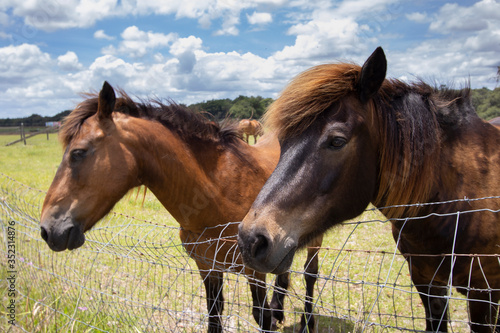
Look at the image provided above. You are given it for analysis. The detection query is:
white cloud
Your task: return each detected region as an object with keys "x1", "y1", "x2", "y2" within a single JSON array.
[
  {"x1": 10, "y1": 0, "x2": 118, "y2": 32},
  {"x1": 0, "y1": 31, "x2": 11, "y2": 39},
  {"x1": 247, "y1": 12, "x2": 272, "y2": 25},
  {"x1": 0, "y1": 44, "x2": 52, "y2": 80},
  {"x1": 94, "y1": 29, "x2": 115, "y2": 40},
  {"x1": 88, "y1": 55, "x2": 139, "y2": 81},
  {"x1": 169, "y1": 36, "x2": 203, "y2": 56},
  {"x1": 1, "y1": 0, "x2": 499, "y2": 119},
  {"x1": 57, "y1": 51, "x2": 83, "y2": 71},
  {"x1": 464, "y1": 30, "x2": 500, "y2": 52},
  {"x1": 429, "y1": 0, "x2": 500, "y2": 34},
  {"x1": 274, "y1": 13, "x2": 368, "y2": 63},
  {"x1": 214, "y1": 10, "x2": 240, "y2": 36},
  {"x1": 116, "y1": 26, "x2": 177, "y2": 58},
  {"x1": 333, "y1": 0, "x2": 398, "y2": 18},
  {"x1": 384, "y1": 0, "x2": 500, "y2": 88},
  {"x1": 406, "y1": 12, "x2": 427, "y2": 23},
  {"x1": 388, "y1": 37, "x2": 498, "y2": 89},
  {"x1": 169, "y1": 36, "x2": 203, "y2": 74},
  {"x1": 0, "y1": 11, "x2": 10, "y2": 25},
  {"x1": 0, "y1": 44, "x2": 77, "y2": 117},
  {"x1": 132, "y1": 0, "x2": 211, "y2": 17},
  {"x1": 3, "y1": 0, "x2": 283, "y2": 35}
]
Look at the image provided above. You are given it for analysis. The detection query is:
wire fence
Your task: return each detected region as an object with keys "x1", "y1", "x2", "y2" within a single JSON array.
[{"x1": 1, "y1": 173, "x2": 499, "y2": 332}]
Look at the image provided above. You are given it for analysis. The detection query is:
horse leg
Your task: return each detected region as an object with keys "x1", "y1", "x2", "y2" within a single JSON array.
[
  {"x1": 246, "y1": 270, "x2": 274, "y2": 331},
  {"x1": 270, "y1": 272, "x2": 290, "y2": 327},
  {"x1": 467, "y1": 290, "x2": 500, "y2": 333},
  {"x1": 414, "y1": 282, "x2": 450, "y2": 332},
  {"x1": 201, "y1": 270, "x2": 225, "y2": 333},
  {"x1": 300, "y1": 234, "x2": 322, "y2": 333}
]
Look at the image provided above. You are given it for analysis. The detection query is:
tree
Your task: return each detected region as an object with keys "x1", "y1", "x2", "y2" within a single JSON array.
[
  {"x1": 229, "y1": 99, "x2": 256, "y2": 118},
  {"x1": 189, "y1": 99, "x2": 232, "y2": 120},
  {"x1": 472, "y1": 87, "x2": 500, "y2": 120}
]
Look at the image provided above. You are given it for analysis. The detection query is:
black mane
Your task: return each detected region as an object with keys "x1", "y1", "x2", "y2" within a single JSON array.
[
  {"x1": 373, "y1": 80, "x2": 478, "y2": 217},
  {"x1": 378, "y1": 80, "x2": 475, "y2": 130},
  {"x1": 60, "y1": 91, "x2": 242, "y2": 148}
]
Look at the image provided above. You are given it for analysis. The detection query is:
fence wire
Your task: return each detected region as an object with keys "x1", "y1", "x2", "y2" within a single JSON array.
[{"x1": 1, "y1": 173, "x2": 499, "y2": 332}]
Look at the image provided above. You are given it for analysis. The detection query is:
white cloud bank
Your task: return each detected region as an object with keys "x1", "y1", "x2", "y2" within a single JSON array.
[{"x1": 0, "y1": 0, "x2": 499, "y2": 118}]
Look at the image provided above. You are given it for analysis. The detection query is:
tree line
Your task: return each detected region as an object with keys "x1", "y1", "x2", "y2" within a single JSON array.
[
  {"x1": 0, "y1": 95, "x2": 273, "y2": 127},
  {"x1": 0, "y1": 110, "x2": 71, "y2": 127},
  {"x1": 1, "y1": 88, "x2": 499, "y2": 127},
  {"x1": 189, "y1": 95, "x2": 274, "y2": 120}
]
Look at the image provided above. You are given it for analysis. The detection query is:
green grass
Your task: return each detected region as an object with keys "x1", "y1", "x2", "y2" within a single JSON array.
[
  {"x1": 0, "y1": 134, "x2": 62, "y2": 190},
  {"x1": 0, "y1": 133, "x2": 471, "y2": 332}
]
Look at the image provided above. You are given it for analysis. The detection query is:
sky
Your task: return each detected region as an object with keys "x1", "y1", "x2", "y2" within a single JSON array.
[{"x1": 0, "y1": 0, "x2": 499, "y2": 118}]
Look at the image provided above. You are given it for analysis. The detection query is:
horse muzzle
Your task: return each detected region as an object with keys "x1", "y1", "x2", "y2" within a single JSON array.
[
  {"x1": 40, "y1": 216, "x2": 85, "y2": 252},
  {"x1": 238, "y1": 223, "x2": 298, "y2": 274}
]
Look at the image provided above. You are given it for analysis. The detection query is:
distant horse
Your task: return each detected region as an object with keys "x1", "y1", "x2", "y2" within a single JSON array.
[
  {"x1": 239, "y1": 119, "x2": 264, "y2": 143},
  {"x1": 40, "y1": 82, "x2": 322, "y2": 332},
  {"x1": 490, "y1": 116, "x2": 500, "y2": 127},
  {"x1": 238, "y1": 47, "x2": 500, "y2": 332}
]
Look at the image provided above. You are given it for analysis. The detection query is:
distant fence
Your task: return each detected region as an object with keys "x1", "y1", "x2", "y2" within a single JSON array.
[
  {"x1": 2, "y1": 124, "x2": 58, "y2": 146},
  {"x1": 1, "y1": 173, "x2": 499, "y2": 332}
]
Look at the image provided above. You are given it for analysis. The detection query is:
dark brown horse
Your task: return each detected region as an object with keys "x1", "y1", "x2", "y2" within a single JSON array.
[
  {"x1": 40, "y1": 82, "x2": 322, "y2": 332},
  {"x1": 239, "y1": 119, "x2": 264, "y2": 143},
  {"x1": 238, "y1": 47, "x2": 500, "y2": 332}
]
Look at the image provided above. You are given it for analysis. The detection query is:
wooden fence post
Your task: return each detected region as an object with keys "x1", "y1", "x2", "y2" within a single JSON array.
[{"x1": 21, "y1": 123, "x2": 26, "y2": 145}]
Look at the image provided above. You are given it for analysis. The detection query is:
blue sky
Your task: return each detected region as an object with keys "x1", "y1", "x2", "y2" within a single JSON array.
[{"x1": 0, "y1": 0, "x2": 499, "y2": 118}]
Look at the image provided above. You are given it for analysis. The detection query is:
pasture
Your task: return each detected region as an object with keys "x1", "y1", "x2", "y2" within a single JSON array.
[{"x1": 0, "y1": 133, "x2": 475, "y2": 332}]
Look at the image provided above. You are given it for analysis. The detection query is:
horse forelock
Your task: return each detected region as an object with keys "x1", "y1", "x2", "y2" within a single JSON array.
[
  {"x1": 59, "y1": 94, "x2": 99, "y2": 149},
  {"x1": 264, "y1": 63, "x2": 361, "y2": 140},
  {"x1": 59, "y1": 90, "x2": 242, "y2": 149}
]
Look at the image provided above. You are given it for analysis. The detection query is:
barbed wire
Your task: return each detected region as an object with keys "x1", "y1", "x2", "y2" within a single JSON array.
[{"x1": 1, "y1": 173, "x2": 498, "y2": 332}]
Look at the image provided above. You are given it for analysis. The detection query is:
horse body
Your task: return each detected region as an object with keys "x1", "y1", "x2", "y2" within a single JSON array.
[
  {"x1": 490, "y1": 116, "x2": 500, "y2": 127},
  {"x1": 40, "y1": 83, "x2": 321, "y2": 332},
  {"x1": 239, "y1": 119, "x2": 264, "y2": 143},
  {"x1": 238, "y1": 48, "x2": 500, "y2": 332},
  {"x1": 391, "y1": 117, "x2": 500, "y2": 331}
]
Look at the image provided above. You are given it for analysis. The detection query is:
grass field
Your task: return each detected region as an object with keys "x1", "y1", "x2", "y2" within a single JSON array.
[{"x1": 0, "y1": 133, "x2": 471, "y2": 332}]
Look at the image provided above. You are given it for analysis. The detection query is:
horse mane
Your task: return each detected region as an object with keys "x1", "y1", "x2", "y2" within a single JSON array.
[
  {"x1": 265, "y1": 62, "x2": 475, "y2": 218},
  {"x1": 59, "y1": 90, "x2": 242, "y2": 149},
  {"x1": 374, "y1": 82, "x2": 473, "y2": 217},
  {"x1": 264, "y1": 63, "x2": 361, "y2": 140}
]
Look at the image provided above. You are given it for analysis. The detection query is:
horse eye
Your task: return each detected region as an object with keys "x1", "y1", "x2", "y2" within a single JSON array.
[
  {"x1": 70, "y1": 149, "x2": 87, "y2": 162},
  {"x1": 329, "y1": 137, "x2": 347, "y2": 149}
]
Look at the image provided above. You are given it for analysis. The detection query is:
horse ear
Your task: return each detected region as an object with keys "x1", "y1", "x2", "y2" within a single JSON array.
[
  {"x1": 358, "y1": 47, "x2": 387, "y2": 104},
  {"x1": 97, "y1": 81, "x2": 116, "y2": 121}
]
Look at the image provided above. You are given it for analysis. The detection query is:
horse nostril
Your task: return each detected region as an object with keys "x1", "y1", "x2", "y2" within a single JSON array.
[
  {"x1": 40, "y1": 226, "x2": 49, "y2": 242},
  {"x1": 251, "y1": 233, "x2": 270, "y2": 261}
]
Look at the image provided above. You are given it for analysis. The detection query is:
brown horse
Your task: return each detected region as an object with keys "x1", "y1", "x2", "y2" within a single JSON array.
[
  {"x1": 490, "y1": 116, "x2": 500, "y2": 127},
  {"x1": 239, "y1": 119, "x2": 264, "y2": 143},
  {"x1": 238, "y1": 47, "x2": 500, "y2": 332},
  {"x1": 40, "y1": 82, "x2": 322, "y2": 332}
]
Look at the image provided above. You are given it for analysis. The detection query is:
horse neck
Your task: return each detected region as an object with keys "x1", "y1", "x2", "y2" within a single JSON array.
[
  {"x1": 432, "y1": 117, "x2": 500, "y2": 200},
  {"x1": 119, "y1": 117, "x2": 273, "y2": 233}
]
